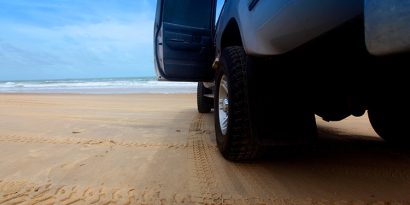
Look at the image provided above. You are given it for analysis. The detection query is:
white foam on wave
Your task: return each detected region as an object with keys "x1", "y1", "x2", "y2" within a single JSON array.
[{"x1": 0, "y1": 78, "x2": 198, "y2": 94}]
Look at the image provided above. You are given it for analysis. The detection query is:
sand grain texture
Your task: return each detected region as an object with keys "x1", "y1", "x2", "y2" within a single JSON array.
[{"x1": 1, "y1": 94, "x2": 410, "y2": 204}]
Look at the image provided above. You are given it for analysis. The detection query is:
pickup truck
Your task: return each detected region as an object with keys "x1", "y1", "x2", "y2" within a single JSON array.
[{"x1": 154, "y1": 0, "x2": 410, "y2": 161}]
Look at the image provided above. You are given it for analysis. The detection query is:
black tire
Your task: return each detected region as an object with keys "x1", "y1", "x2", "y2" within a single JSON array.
[
  {"x1": 214, "y1": 46, "x2": 260, "y2": 161},
  {"x1": 368, "y1": 99, "x2": 409, "y2": 143},
  {"x1": 197, "y1": 82, "x2": 213, "y2": 113}
]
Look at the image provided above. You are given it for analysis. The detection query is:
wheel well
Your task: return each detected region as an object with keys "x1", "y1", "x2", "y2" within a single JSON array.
[{"x1": 221, "y1": 19, "x2": 243, "y2": 50}]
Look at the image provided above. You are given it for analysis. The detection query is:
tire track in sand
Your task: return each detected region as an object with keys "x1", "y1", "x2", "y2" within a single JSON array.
[
  {"x1": 0, "y1": 179, "x2": 172, "y2": 205},
  {"x1": 187, "y1": 114, "x2": 225, "y2": 204},
  {"x1": 0, "y1": 179, "x2": 406, "y2": 205},
  {"x1": 186, "y1": 114, "x2": 277, "y2": 204},
  {"x1": 0, "y1": 135, "x2": 214, "y2": 150}
]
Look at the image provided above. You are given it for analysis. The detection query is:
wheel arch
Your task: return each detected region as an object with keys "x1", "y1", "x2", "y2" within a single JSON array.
[{"x1": 220, "y1": 19, "x2": 243, "y2": 51}]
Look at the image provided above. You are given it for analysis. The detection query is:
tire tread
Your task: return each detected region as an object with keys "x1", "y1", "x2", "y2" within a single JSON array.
[{"x1": 216, "y1": 46, "x2": 260, "y2": 161}]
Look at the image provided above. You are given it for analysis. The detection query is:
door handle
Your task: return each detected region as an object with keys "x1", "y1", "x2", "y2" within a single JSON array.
[{"x1": 165, "y1": 36, "x2": 201, "y2": 51}]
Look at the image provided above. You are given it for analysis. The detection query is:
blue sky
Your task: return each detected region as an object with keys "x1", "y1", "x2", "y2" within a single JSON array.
[
  {"x1": 0, "y1": 0, "x2": 224, "y2": 81},
  {"x1": 0, "y1": 0, "x2": 157, "y2": 80}
]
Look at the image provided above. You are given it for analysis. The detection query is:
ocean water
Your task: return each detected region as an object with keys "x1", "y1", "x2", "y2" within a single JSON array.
[{"x1": 0, "y1": 77, "x2": 197, "y2": 94}]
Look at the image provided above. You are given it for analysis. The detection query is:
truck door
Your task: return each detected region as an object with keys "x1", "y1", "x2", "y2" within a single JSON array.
[{"x1": 154, "y1": 0, "x2": 216, "y2": 81}]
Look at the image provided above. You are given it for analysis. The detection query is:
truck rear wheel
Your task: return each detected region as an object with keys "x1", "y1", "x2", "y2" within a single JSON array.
[
  {"x1": 368, "y1": 99, "x2": 409, "y2": 143},
  {"x1": 197, "y1": 82, "x2": 213, "y2": 113},
  {"x1": 214, "y1": 46, "x2": 260, "y2": 161}
]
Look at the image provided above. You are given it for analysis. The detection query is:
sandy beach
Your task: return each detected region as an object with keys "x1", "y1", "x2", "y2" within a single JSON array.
[{"x1": 1, "y1": 93, "x2": 410, "y2": 204}]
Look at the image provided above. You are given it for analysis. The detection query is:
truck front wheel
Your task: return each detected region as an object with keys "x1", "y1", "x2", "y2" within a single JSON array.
[
  {"x1": 197, "y1": 82, "x2": 213, "y2": 113},
  {"x1": 214, "y1": 46, "x2": 260, "y2": 161}
]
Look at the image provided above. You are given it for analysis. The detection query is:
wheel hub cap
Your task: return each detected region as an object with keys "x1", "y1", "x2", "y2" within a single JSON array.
[
  {"x1": 218, "y1": 75, "x2": 229, "y2": 135},
  {"x1": 222, "y1": 98, "x2": 229, "y2": 112}
]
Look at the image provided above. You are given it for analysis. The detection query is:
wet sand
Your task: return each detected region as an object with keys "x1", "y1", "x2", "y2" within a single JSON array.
[{"x1": 1, "y1": 94, "x2": 410, "y2": 204}]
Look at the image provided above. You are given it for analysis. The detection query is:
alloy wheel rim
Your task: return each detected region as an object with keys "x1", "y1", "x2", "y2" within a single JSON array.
[{"x1": 218, "y1": 75, "x2": 229, "y2": 135}]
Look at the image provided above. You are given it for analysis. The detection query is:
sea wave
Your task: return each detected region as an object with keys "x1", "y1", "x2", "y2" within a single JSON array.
[{"x1": 0, "y1": 78, "x2": 197, "y2": 94}]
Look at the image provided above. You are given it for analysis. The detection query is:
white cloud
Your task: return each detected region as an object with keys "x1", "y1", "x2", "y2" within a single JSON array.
[
  {"x1": 0, "y1": 0, "x2": 157, "y2": 80},
  {"x1": 0, "y1": 13, "x2": 154, "y2": 59},
  {"x1": 60, "y1": 18, "x2": 154, "y2": 45}
]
